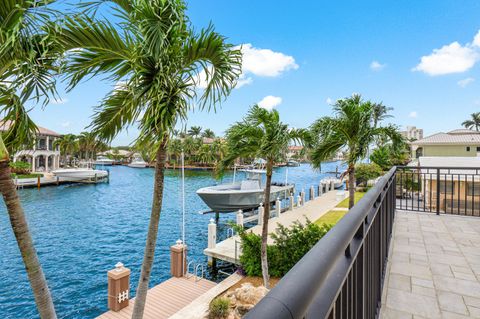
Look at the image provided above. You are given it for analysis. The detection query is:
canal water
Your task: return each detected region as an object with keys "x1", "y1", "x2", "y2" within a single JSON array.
[{"x1": 0, "y1": 162, "x2": 344, "y2": 318}]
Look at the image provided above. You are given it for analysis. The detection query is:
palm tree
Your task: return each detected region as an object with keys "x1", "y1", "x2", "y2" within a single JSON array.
[
  {"x1": 462, "y1": 112, "x2": 480, "y2": 131},
  {"x1": 167, "y1": 138, "x2": 183, "y2": 164},
  {"x1": 202, "y1": 128, "x2": 215, "y2": 138},
  {"x1": 222, "y1": 105, "x2": 305, "y2": 288},
  {"x1": 0, "y1": 1, "x2": 59, "y2": 317},
  {"x1": 54, "y1": 134, "x2": 78, "y2": 165},
  {"x1": 310, "y1": 94, "x2": 402, "y2": 208},
  {"x1": 188, "y1": 125, "x2": 202, "y2": 138},
  {"x1": 77, "y1": 131, "x2": 98, "y2": 160},
  {"x1": 56, "y1": 1, "x2": 241, "y2": 317}
]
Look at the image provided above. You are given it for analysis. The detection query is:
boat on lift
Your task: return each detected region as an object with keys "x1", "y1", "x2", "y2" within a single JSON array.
[
  {"x1": 196, "y1": 168, "x2": 294, "y2": 212},
  {"x1": 286, "y1": 160, "x2": 300, "y2": 167},
  {"x1": 52, "y1": 168, "x2": 108, "y2": 181},
  {"x1": 321, "y1": 177, "x2": 343, "y2": 189},
  {"x1": 128, "y1": 157, "x2": 148, "y2": 168},
  {"x1": 94, "y1": 156, "x2": 114, "y2": 166}
]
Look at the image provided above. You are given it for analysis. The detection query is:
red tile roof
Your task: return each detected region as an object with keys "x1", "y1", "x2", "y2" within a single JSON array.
[{"x1": 0, "y1": 120, "x2": 61, "y2": 136}]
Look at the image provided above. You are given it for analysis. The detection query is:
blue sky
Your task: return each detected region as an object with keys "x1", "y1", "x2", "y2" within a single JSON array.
[{"x1": 31, "y1": 0, "x2": 480, "y2": 145}]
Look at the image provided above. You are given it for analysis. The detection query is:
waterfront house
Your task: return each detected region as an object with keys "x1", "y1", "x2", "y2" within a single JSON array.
[
  {"x1": 416, "y1": 156, "x2": 480, "y2": 213},
  {"x1": 410, "y1": 128, "x2": 480, "y2": 158},
  {"x1": 0, "y1": 120, "x2": 61, "y2": 172}
]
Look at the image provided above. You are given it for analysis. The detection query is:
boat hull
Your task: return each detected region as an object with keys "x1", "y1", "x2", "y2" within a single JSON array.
[
  {"x1": 52, "y1": 169, "x2": 108, "y2": 181},
  {"x1": 197, "y1": 184, "x2": 294, "y2": 212},
  {"x1": 128, "y1": 163, "x2": 147, "y2": 168}
]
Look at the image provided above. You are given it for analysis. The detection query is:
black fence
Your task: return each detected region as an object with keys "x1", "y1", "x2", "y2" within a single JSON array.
[
  {"x1": 396, "y1": 166, "x2": 480, "y2": 216},
  {"x1": 245, "y1": 167, "x2": 397, "y2": 319}
]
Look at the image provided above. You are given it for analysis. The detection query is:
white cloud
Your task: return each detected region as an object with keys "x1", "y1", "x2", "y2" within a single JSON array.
[
  {"x1": 458, "y1": 77, "x2": 475, "y2": 88},
  {"x1": 240, "y1": 43, "x2": 298, "y2": 77},
  {"x1": 51, "y1": 98, "x2": 68, "y2": 105},
  {"x1": 326, "y1": 97, "x2": 333, "y2": 104},
  {"x1": 370, "y1": 61, "x2": 386, "y2": 71},
  {"x1": 258, "y1": 95, "x2": 282, "y2": 110},
  {"x1": 408, "y1": 111, "x2": 418, "y2": 118},
  {"x1": 60, "y1": 121, "x2": 71, "y2": 128},
  {"x1": 235, "y1": 74, "x2": 253, "y2": 89},
  {"x1": 413, "y1": 30, "x2": 480, "y2": 76}
]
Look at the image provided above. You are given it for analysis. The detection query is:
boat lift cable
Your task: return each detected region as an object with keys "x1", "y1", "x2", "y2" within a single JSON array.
[{"x1": 181, "y1": 150, "x2": 186, "y2": 245}]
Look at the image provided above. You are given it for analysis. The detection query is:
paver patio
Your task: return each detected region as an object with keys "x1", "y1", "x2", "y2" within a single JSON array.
[{"x1": 381, "y1": 211, "x2": 480, "y2": 318}]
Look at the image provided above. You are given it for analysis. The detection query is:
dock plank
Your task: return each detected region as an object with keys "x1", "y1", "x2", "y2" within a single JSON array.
[{"x1": 97, "y1": 276, "x2": 216, "y2": 319}]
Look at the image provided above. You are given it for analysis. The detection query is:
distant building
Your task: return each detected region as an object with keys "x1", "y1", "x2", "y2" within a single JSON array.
[
  {"x1": 401, "y1": 126, "x2": 423, "y2": 141},
  {"x1": 410, "y1": 129, "x2": 480, "y2": 158},
  {"x1": 0, "y1": 120, "x2": 61, "y2": 172}
]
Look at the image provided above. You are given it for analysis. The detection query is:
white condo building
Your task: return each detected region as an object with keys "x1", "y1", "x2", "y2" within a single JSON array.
[
  {"x1": 401, "y1": 126, "x2": 423, "y2": 141},
  {"x1": 0, "y1": 120, "x2": 61, "y2": 172}
]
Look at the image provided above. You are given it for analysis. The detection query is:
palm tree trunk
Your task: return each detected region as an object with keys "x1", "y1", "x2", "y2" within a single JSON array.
[
  {"x1": 348, "y1": 164, "x2": 356, "y2": 209},
  {"x1": 261, "y1": 160, "x2": 273, "y2": 289},
  {"x1": 132, "y1": 137, "x2": 168, "y2": 319},
  {"x1": 0, "y1": 141, "x2": 57, "y2": 318}
]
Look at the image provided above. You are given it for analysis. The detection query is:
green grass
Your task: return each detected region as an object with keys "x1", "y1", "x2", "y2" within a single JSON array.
[
  {"x1": 315, "y1": 192, "x2": 367, "y2": 227},
  {"x1": 336, "y1": 192, "x2": 366, "y2": 208},
  {"x1": 11, "y1": 173, "x2": 43, "y2": 179}
]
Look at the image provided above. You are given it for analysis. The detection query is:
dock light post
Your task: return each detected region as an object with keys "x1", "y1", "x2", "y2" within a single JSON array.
[
  {"x1": 207, "y1": 219, "x2": 216, "y2": 265},
  {"x1": 107, "y1": 262, "x2": 130, "y2": 312},
  {"x1": 275, "y1": 198, "x2": 281, "y2": 217},
  {"x1": 170, "y1": 239, "x2": 187, "y2": 278},
  {"x1": 319, "y1": 182, "x2": 323, "y2": 196},
  {"x1": 258, "y1": 203, "x2": 264, "y2": 225},
  {"x1": 330, "y1": 180, "x2": 335, "y2": 192},
  {"x1": 289, "y1": 193, "x2": 294, "y2": 211},
  {"x1": 301, "y1": 190, "x2": 306, "y2": 205},
  {"x1": 236, "y1": 210, "x2": 244, "y2": 227},
  {"x1": 310, "y1": 186, "x2": 315, "y2": 200},
  {"x1": 297, "y1": 194, "x2": 302, "y2": 207}
]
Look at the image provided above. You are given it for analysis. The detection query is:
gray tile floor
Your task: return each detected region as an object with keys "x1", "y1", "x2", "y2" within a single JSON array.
[{"x1": 381, "y1": 211, "x2": 480, "y2": 318}]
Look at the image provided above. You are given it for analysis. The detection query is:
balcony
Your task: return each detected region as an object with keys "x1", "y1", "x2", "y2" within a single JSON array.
[{"x1": 245, "y1": 167, "x2": 480, "y2": 319}]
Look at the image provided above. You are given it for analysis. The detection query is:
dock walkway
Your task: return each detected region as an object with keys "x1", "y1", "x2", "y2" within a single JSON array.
[
  {"x1": 204, "y1": 190, "x2": 346, "y2": 264},
  {"x1": 97, "y1": 276, "x2": 216, "y2": 319}
]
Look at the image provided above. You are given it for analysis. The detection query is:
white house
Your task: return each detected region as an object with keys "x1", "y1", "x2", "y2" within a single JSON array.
[{"x1": 0, "y1": 120, "x2": 61, "y2": 172}]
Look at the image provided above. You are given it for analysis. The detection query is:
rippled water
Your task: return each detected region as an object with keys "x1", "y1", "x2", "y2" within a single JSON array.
[{"x1": 0, "y1": 162, "x2": 343, "y2": 318}]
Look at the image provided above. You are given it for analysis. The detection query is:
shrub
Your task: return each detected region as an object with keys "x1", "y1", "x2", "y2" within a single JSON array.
[
  {"x1": 208, "y1": 297, "x2": 230, "y2": 319},
  {"x1": 237, "y1": 220, "x2": 332, "y2": 277},
  {"x1": 9, "y1": 161, "x2": 31, "y2": 175},
  {"x1": 355, "y1": 163, "x2": 382, "y2": 186}
]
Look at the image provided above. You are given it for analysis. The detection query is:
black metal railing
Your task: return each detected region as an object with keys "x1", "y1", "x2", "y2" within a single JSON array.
[
  {"x1": 396, "y1": 166, "x2": 480, "y2": 216},
  {"x1": 246, "y1": 167, "x2": 397, "y2": 319}
]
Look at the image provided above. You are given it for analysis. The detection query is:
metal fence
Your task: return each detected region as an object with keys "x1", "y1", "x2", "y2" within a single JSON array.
[
  {"x1": 245, "y1": 167, "x2": 397, "y2": 319},
  {"x1": 396, "y1": 166, "x2": 480, "y2": 216}
]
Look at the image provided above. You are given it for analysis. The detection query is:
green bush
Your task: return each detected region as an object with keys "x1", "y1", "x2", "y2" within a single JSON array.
[
  {"x1": 9, "y1": 161, "x2": 31, "y2": 175},
  {"x1": 208, "y1": 297, "x2": 230, "y2": 319},
  {"x1": 237, "y1": 220, "x2": 332, "y2": 277},
  {"x1": 355, "y1": 163, "x2": 382, "y2": 186}
]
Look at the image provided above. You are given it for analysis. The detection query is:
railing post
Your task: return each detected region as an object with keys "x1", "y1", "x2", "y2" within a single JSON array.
[
  {"x1": 207, "y1": 219, "x2": 216, "y2": 265},
  {"x1": 258, "y1": 203, "x2": 264, "y2": 225},
  {"x1": 236, "y1": 209, "x2": 244, "y2": 227},
  {"x1": 301, "y1": 190, "x2": 305, "y2": 205},
  {"x1": 297, "y1": 194, "x2": 302, "y2": 207},
  {"x1": 330, "y1": 180, "x2": 335, "y2": 192},
  {"x1": 107, "y1": 262, "x2": 130, "y2": 312},
  {"x1": 310, "y1": 186, "x2": 315, "y2": 200},
  {"x1": 170, "y1": 239, "x2": 187, "y2": 277},
  {"x1": 289, "y1": 193, "x2": 294, "y2": 211},
  {"x1": 319, "y1": 183, "x2": 323, "y2": 196},
  {"x1": 436, "y1": 168, "x2": 440, "y2": 215},
  {"x1": 275, "y1": 198, "x2": 281, "y2": 217}
]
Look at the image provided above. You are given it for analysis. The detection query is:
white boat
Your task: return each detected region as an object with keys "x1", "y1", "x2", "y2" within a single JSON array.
[
  {"x1": 321, "y1": 177, "x2": 343, "y2": 189},
  {"x1": 94, "y1": 156, "x2": 114, "y2": 166},
  {"x1": 196, "y1": 169, "x2": 294, "y2": 212},
  {"x1": 52, "y1": 168, "x2": 108, "y2": 181},
  {"x1": 128, "y1": 158, "x2": 148, "y2": 168},
  {"x1": 286, "y1": 160, "x2": 300, "y2": 167}
]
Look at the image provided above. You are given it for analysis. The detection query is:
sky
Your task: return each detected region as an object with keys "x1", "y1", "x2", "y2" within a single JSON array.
[{"x1": 29, "y1": 0, "x2": 480, "y2": 146}]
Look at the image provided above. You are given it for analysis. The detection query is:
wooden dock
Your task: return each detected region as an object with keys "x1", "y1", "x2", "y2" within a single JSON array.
[
  {"x1": 204, "y1": 190, "x2": 347, "y2": 264},
  {"x1": 97, "y1": 276, "x2": 216, "y2": 319},
  {"x1": 14, "y1": 175, "x2": 107, "y2": 189}
]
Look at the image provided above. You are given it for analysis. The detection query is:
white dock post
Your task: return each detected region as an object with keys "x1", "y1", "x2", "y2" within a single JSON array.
[
  {"x1": 330, "y1": 180, "x2": 335, "y2": 192},
  {"x1": 301, "y1": 190, "x2": 306, "y2": 205},
  {"x1": 310, "y1": 186, "x2": 315, "y2": 200},
  {"x1": 258, "y1": 203, "x2": 264, "y2": 225},
  {"x1": 289, "y1": 193, "x2": 294, "y2": 211},
  {"x1": 275, "y1": 198, "x2": 281, "y2": 217},
  {"x1": 297, "y1": 194, "x2": 302, "y2": 207},
  {"x1": 319, "y1": 183, "x2": 323, "y2": 196},
  {"x1": 207, "y1": 218, "x2": 216, "y2": 264},
  {"x1": 236, "y1": 210, "x2": 244, "y2": 227}
]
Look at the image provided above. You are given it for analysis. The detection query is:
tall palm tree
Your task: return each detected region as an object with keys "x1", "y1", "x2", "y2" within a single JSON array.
[
  {"x1": 54, "y1": 134, "x2": 78, "y2": 165},
  {"x1": 202, "y1": 128, "x2": 215, "y2": 138},
  {"x1": 310, "y1": 94, "x2": 402, "y2": 208},
  {"x1": 462, "y1": 112, "x2": 480, "y2": 131},
  {"x1": 56, "y1": 1, "x2": 241, "y2": 317},
  {"x1": 222, "y1": 105, "x2": 306, "y2": 288},
  {"x1": 77, "y1": 131, "x2": 98, "y2": 160},
  {"x1": 0, "y1": 1, "x2": 59, "y2": 317},
  {"x1": 188, "y1": 125, "x2": 202, "y2": 138}
]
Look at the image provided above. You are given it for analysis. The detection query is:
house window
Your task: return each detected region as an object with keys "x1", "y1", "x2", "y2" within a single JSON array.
[
  {"x1": 467, "y1": 182, "x2": 480, "y2": 196},
  {"x1": 477, "y1": 146, "x2": 480, "y2": 152},
  {"x1": 466, "y1": 146, "x2": 471, "y2": 152},
  {"x1": 439, "y1": 181, "x2": 455, "y2": 194}
]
